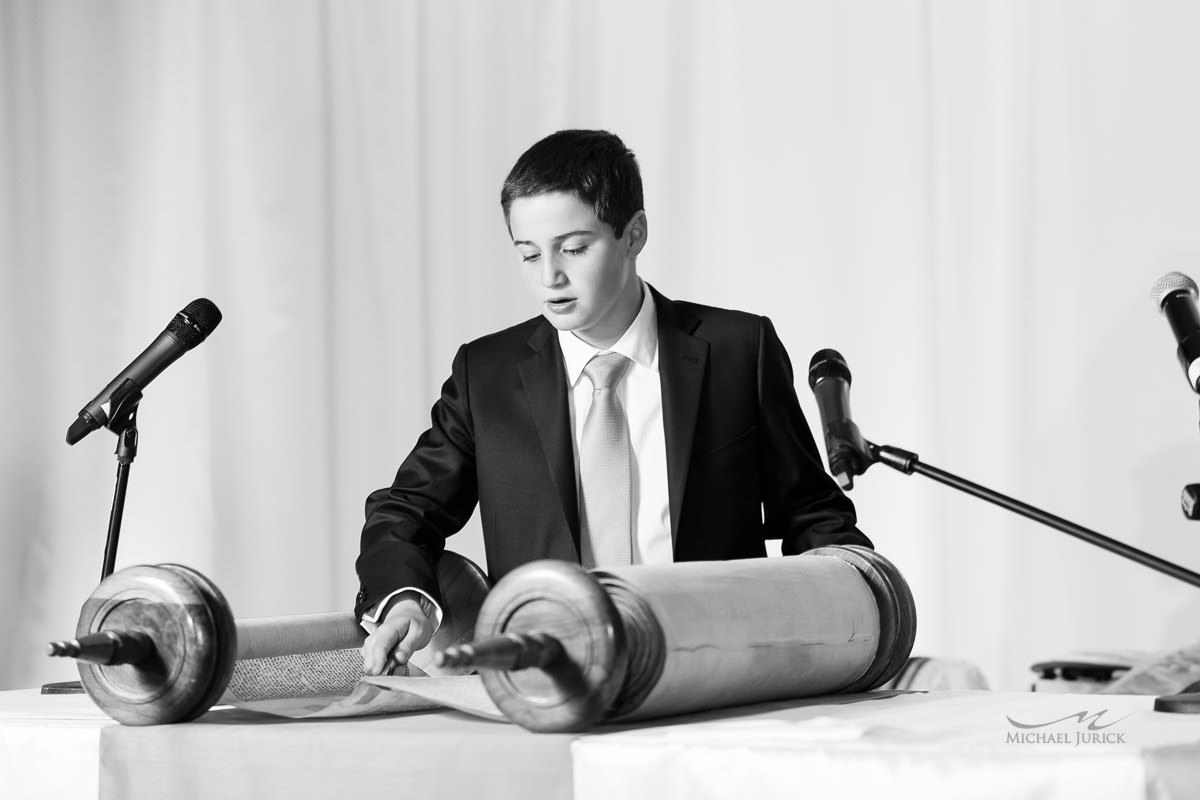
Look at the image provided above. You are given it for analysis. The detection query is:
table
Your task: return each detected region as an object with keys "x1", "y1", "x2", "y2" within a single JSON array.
[
  {"x1": 573, "y1": 691, "x2": 1200, "y2": 800},
  {"x1": 0, "y1": 689, "x2": 115, "y2": 800},
  {"x1": 3, "y1": 689, "x2": 1200, "y2": 800},
  {"x1": 100, "y1": 703, "x2": 576, "y2": 800}
]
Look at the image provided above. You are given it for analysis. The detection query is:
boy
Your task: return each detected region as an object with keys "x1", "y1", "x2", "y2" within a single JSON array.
[{"x1": 358, "y1": 130, "x2": 869, "y2": 674}]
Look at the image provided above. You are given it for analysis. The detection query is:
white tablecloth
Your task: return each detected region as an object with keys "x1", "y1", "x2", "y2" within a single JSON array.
[
  {"x1": 571, "y1": 691, "x2": 1200, "y2": 800},
  {"x1": 7, "y1": 688, "x2": 1200, "y2": 800},
  {"x1": 0, "y1": 689, "x2": 116, "y2": 800}
]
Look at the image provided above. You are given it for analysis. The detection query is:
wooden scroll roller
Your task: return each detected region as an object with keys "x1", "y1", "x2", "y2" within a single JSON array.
[
  {"x1": 436, "y1": 545, "x2": 916, "y2": 732},
  {"x1": 46, "y1": 553, "x2": 489, "y2": 725}
]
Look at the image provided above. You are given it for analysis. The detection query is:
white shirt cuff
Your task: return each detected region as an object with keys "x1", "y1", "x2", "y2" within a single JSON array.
[{"x1": 359, "y1": 587, "x2": 443, "y2": 634}]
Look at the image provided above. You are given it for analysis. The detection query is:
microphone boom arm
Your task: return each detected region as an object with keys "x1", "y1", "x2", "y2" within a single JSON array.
[{"x1": 863, "y1": 439, "x2": 1200, "y2": 590}]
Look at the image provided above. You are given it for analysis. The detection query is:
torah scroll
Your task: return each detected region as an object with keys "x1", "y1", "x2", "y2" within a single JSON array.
[
  {"x1": 50, "y1": 547, "x2": 913, "y2": 730},
  {"x1": 435, "y1": 545, "x2": 916, "y2": 731}
]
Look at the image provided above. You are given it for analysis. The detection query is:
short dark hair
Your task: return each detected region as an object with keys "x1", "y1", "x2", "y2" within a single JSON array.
[{"x1": 501, "y1": 130, "x2": 644, "y2": 237}]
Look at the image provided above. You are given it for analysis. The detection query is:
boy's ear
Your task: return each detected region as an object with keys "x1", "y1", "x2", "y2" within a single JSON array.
[{"x1": 624, "y1": 210, "x2": 648, "y2": 257}]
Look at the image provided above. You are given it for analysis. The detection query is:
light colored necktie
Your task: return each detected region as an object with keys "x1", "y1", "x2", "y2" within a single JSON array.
[{"x1": 579, "y1": 352, "x2": 634, "y2": 568}]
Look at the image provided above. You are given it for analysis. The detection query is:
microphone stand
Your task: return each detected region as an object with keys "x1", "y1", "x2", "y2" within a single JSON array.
[
  {"x1": 42, "y1": 383, "x2": 143, "y2": 696},
  {"x1": 859, "y1": 438, "x2": 1200, "y2": 713},
  {"x1": 99, "y1": 383, "x2": 141, "y2": 582}
]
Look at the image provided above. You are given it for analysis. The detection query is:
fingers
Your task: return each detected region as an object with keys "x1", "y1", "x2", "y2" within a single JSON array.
[
  {"x1": 361, "y1": 620, "x2": 406, "y2": 677},
  {"x1": 360, "y1": 610, "x2": 435, "y2": 676},
  {"x1": 361, "y1": 594, "x2": 438, "y2": 676},
  {"x1": 390, "y1": 619, "x2": 434, "y2": 671}
]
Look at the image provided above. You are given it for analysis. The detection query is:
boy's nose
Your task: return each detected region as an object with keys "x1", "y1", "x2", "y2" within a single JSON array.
[{"x1": 541, "y1": 261, "x2": 566, "y2": 288}]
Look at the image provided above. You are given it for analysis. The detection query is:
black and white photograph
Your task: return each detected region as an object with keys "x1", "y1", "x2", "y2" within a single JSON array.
[{"x1": 3, "y1": 1, "x2": 1200, "y2": 797}]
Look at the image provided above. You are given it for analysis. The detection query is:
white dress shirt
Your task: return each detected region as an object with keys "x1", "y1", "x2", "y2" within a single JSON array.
[
  {"x1": 364, "y1": 281, "x2": 674, "y2": 633},
  {"x1": 557, "y1": 282, "x2": 674, "y2": 565}
]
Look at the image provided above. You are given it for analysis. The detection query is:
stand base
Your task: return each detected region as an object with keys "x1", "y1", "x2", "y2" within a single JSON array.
[
  {"x1": 1155, "y1": 692, "x2": 1200, "y2": 713},
  {"x1": 40, "y1": 680, "x2": 84, "y2": 695}
]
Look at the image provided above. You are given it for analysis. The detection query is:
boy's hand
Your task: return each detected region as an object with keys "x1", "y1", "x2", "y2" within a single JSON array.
[{"x1": 361, "y1": 596, "x2": 435, "y2": 676}]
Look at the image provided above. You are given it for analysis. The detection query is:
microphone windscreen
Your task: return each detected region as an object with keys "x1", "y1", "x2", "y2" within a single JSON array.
[
  {"x1": 808, "y1": 349, "x2": 851, "y2": 390},
  {"x1": 1151, "y1": 272, "x2": 1199, "y2": 310},
  {"x1": 169, "y1": 298, "x2": 223, "y2": 349},
  {"x1": 66, "y1": 416, "x2": 92, "y2": 445}
]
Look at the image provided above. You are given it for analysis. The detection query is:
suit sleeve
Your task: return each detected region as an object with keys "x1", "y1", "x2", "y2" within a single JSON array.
[
  {"x1": 755, "y1": 317, "x2": 873, "y2": 554},
  {"x1": 354, "y1": 344, "x2": 478, "y2": 619}
]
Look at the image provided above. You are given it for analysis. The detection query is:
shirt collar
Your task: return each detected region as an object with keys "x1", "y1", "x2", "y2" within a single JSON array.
[{"x1": 558, "y1": 281, "x2": 659, "y2": 386}]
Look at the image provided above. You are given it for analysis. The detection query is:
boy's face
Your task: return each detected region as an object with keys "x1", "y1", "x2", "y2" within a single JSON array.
[{"x1": 508, "y1": 191, "x2": 647, "y2": 349}]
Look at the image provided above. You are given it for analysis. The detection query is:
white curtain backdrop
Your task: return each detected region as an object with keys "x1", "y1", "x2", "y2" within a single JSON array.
[{"x1": 3, "y1": 0, "x2": 1199, "y2": 692}]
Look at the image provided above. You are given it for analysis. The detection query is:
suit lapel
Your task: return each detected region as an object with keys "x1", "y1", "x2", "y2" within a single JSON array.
[
  {"x1": 518, "y1": 320, "x2": 581, "y2": 553},
  {"x1": 651, "y1": 286, "x2": 708, "y2": 546}
]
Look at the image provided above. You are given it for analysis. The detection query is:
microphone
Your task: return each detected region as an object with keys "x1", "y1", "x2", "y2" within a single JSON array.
[
  {"x1": 66, "y1": 299, "x2": 223, "y2": 445},
  {"x1": 807, "y1": 349, "x2": 871, "y2": 490},
  {"x1": 1151, "y1": 272, "x2": 1200, "y2": 392}
]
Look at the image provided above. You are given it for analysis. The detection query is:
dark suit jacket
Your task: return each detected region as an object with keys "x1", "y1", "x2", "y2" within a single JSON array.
[{"x1": 355, "y1": 285, "x2": 870, "y2": 616}]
